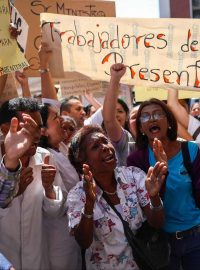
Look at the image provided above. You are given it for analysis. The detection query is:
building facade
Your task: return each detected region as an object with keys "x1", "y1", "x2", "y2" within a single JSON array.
[{"x1": 159, "y1": 0, "x2": 200, "y2": 18}]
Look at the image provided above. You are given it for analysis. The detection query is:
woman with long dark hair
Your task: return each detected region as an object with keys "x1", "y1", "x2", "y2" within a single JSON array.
[
  {"x1": 39, "y1": 103, "x2": 82, "y2": 270},
  {"x1": 127, "y1": 98, "x2": 200, "y2": 270}
]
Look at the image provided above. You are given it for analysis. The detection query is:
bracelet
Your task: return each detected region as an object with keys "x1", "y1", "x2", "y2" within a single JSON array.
[
  {"x1": 38, "y1": 68, "x2": 49, "y2": 74},
  {"x1": 81, "y1": 208, "x2": 93, "y2": 219},
  {"x1": 149, "y1": 199, "x2": 163, "y2": 211}
]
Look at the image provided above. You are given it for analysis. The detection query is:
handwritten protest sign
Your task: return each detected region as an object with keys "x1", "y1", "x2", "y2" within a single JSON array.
[
  {"x1": 134, "y1": 86, "x2": 200, "y2": 102},
  {"x1": 15, "y1": 0, "x2": 116, "y2": 77},
  {"x1": 60, "y1": 78, "x2": 105, "y2": 97},
  {"x1": 10, "y1": 4, "x2": 29, "y2": 54},
  {"x1": 0, "y1": 0, "x2": 29, "y2": 76},
  {"x1": 60, "y1": 77, "x2": 132, "y2": 108},
  {"x1": 41, "y1": 14, "x2": 200, "y2": 91}
]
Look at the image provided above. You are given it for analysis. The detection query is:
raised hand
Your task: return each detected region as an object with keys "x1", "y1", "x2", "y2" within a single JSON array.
[
  {"x1": 4, "y1": 115, "x2": 40, "y2": 170},
  {"x1": 16, "y1": 167, "x2": 34, "y2": 196},
  {"x1": 9, "y1": 23, "x2": 21, "y2": 39},
  {"x1": 145, "y1": 161, "x2": 168, "y2": 197},
  {"x1": 84, "y1": 90, "x2": 94, "y2": 102},
  {"x1": 153, "y1": 138, "x2": 168, "y2": 166},
  {"x1": 84, "y1": 90, "x2": 102, "y2": 111},
  {"x1": 83, "y1": 164, "x2": 96, "y2": 206},
  {"x1": 15, "y1": 70, "x2": 28, "y2": 87},
  {"x1": 41, "y1": 155, "x2": 56, "y2": 199},
  {"x1": 38, "y1": 42, "x2": 52, "y2": 68},
  {"x1": 110, "y1": 63, "x2": 126, "y2": 82}
]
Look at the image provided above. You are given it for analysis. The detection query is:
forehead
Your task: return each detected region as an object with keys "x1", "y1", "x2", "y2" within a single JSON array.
[
  {"x1": 85, "y1": 132, "x2": 106, "y2": 143},
  {"x1": 116, "y1": 102, "x2": 125, "y2": 111},
  {"x1": 141, "y1": 103, "x2": 163, "y2": 113},
  {"x1": 69, "y1": 99, "x2": 83, "y2": 108},
  {"x1": 192, "y1": 102, "x2": 200, "y2": 108}
]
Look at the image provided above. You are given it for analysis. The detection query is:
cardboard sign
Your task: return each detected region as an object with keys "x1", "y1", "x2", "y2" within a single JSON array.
[
  {"x1": 60, "y1": 78, "x2": 108, "y2": 97},
  {"x1": 14, "y1": 0, "x2": 116, "y2": 77},
  {"x1": 0, "y1": 73, "x2": 18, "y2": 104},
  {"x1": 10, "y1": 3, "x2": 29, "y2": 54},
  {"x1": 134, "y1": 86, "x2": 200, "y2": 102},
  {"x1": 0, "y1": 0, "x2": 29, "y2": 76},
  {"x1": 41, "y1": 14, "x2": 200, "y2": 91},
  {"x1": 60, "y1": 77, "x2": 132, "y2": 109}
]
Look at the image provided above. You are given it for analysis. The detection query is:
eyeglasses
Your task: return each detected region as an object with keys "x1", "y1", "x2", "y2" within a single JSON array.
[{"x1": 140, "y1": 110, "x2": 166, "y2": 123}]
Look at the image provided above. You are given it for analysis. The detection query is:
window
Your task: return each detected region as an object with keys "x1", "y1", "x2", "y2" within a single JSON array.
[{"x1": 192, "y1": 0, "x2": 200, "y2": 18}]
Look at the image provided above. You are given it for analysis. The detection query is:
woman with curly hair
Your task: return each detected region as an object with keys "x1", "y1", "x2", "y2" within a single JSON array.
[{"x1": 67, "y1": 125, "x2": 167, "y2": 270}]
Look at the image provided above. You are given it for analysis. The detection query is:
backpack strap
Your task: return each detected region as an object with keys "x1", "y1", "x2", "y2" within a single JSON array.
[
  {"x1": 181, "y1": 141, "x2": 193, "y2": 179},
  {"x1": 192, "y1": 126, "x2": 200, "y2": 141}
]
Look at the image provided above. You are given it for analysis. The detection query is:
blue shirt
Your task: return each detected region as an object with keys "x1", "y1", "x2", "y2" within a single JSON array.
[
  {"x1": 0, "y1": 253, "x2": 12, "y2": 270},
  {"x1": 149, "y1": 141, "x2": 200, "y2": 233}
]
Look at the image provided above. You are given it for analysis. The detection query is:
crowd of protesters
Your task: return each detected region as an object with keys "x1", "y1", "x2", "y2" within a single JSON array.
[{"x1": 0, "y1": 9, "x2": 200, "y2": 270}]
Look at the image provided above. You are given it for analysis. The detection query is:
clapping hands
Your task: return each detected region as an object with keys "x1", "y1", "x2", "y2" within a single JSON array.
[{"x1": 145, "y1": 161, "x2": 168, "y2": 197}]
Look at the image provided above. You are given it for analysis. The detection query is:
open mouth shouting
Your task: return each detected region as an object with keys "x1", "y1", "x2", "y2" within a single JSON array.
[
  {"x1": 103, "y1": 153, "x2": 116, "y2": 163},
  {"x1": 149, "y1": 124, "x2": 161, "y2": 134}
]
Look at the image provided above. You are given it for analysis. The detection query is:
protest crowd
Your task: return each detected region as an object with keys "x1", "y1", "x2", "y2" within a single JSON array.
[{"x1": 1, "y1": 1, "x2": 200, "y2": 270}]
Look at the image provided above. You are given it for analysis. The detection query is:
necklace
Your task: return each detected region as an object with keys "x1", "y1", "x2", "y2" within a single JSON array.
[{"x1": 104, "y1": 190, "x2": 117, "y2": 196}]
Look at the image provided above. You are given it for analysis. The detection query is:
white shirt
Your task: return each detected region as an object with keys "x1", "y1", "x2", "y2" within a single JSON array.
[
  {"x1": 44, "y1": 143, "x2": 82, "y2": 270},
  {"x1": 84, "y1": 107, "x2": 103, "y2": 126},
  {"x1": 0, "y1": 147, "x2": 64, "y2": 270}
]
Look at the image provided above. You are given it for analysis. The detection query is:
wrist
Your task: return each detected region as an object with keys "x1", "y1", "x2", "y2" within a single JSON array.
[
  {"x1": 44, "y1": 184, "x2": 54, "y2": 192},
  {"x1": 149, "y1": 193, "x2": 160, "y2": 199},
  {"x1": 82, "y1": 208, "x2": 93, "y2": 219},
  {"x1": 45, "y1": 187, "x2": 56, "y2": 199},
  {"x1": 4, "y1": 155, "x2": 21, "y2": 172},
  {"x1": 149, "y1": 196, "x2": 163, "y2": 211},
  {"x1": 39, "y1": 67, "x2": 50, "y2": 74}
]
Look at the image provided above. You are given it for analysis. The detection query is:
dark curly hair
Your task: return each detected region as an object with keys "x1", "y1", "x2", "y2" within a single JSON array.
[
  {"x1": 135, "y1": 98, "x2": 177, "y2": 149},
  {"x1": 68, "y1": 125, "x2": 105, "y2": 174},
  {"x1": 0, "y1": 98, "x2": 40, "y2": 125}
]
